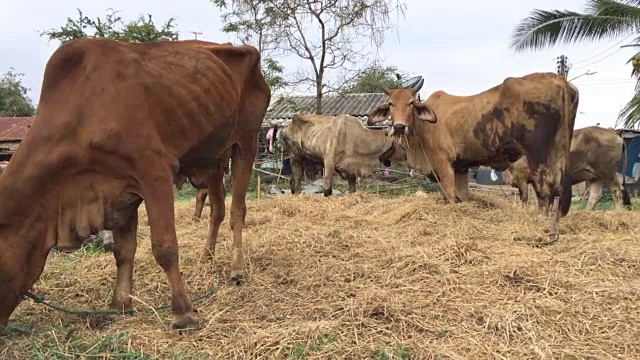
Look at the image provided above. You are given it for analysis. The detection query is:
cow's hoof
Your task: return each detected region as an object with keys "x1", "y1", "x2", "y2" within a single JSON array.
[
  {"x1": 228, "y1": 273, "x2": 244, "y2": 286},
  {"x1": 192, "y1": 216, "x2": 200, "y2": 222},
  {"x1": 103, "y1": 242, "x2": 115, "y2": 252},
  {"x1": 170, "y1": 315, "x2": 199, "y2": 335},
  {"x1": 323, "y1": 189, "x2": 332, "y2": 197},
  {"x1": 201, "y1": 248, "x2": 215, "y2": 260}
]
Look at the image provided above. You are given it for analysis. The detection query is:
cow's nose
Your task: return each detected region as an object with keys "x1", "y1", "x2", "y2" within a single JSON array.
[{"x1": 393, "y1": 123, "x2": 406, "y2": 134}]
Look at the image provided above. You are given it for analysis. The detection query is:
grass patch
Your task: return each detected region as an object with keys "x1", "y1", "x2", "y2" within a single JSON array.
[
  {"x1": 572, "y1": 192, "x2": 640, "y2": 211},
  {"x1": 3, "y1": 192, "x2": 640, "y2": 359},
  {"x1": 16, "y1": 329, "x2": 149, "y2": 359}
]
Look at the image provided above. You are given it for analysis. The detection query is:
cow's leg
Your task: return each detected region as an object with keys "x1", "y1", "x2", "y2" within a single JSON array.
[
  {"x1": 101, "y1": 230, "x2": 115, "y2": 252},
  {"x1": 290, "y1": 157, "x2": 303, "y2": 194},
  {"x1": 586, "y1": 180, "x2": 603, "y2": 211},
  {"x1": 517, "y1": 181, "x2": 529, "y2": 205},
  {"x1": 454, "y1": 170, "x2": 470, "y2": 201},
  {"x1": 348, "y1": 175, "x2": 357, "y2": 193},
  {"x1": 228, "y1": 141, "x2": 257, "y2": 285},
  {"x1": 203, "y1": 168, "x2": 226, "y2": 260},
  {"x1": 436, "y1": 166, "x2": 458, "y2": 203},
  {"x1": 141, "y1": 164, "x2": 196, "y2": 332},
  {"x1": 323, "y1": 159, "x2": 335, "y2": 197},
  {"x1": 609, "y1": 177, "x2": 625, "y2": 211},
  {"x1": 193, "y1": 188, "x2": 208, "y2": 221},
  {"x1": 109, "y1": 212, "x2": 138, "y2": 312},
  {"x1": 530, "y1": 168, "x2": 553, "y2": 216}
]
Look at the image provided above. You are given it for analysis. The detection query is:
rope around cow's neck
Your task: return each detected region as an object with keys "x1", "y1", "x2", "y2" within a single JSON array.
[{"x1": 414, "y1": 134, "x2": 453, "y2": 203}]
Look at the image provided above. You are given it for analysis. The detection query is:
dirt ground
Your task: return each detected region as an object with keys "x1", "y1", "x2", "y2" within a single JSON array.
[{"x1": 1, "y1": 192, "x2": 639, "y2": 359}]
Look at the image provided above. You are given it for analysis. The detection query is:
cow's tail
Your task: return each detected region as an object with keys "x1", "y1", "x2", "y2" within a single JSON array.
[
  {"x1": 620, "y1": 133, "x2": 632, "y2": 207},
  {"x1": 559, "y1": 82, "x2": 579, "y2": 217}
]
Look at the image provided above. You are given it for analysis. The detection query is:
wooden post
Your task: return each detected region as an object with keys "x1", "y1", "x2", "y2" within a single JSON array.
[
  {"x1": 548, "y1": 196, "x2": 560, "y2": 243},
  {"x1": 257, "y1": 175, "x2": 262, "y2": 199},
  {"x1": 276, "y1": 152, "x2": 284, "y2": 184}
]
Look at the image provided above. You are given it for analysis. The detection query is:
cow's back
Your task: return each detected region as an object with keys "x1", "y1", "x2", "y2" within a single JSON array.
[
  {"x1": 32, "y1": 38, "x2": 266, "y2": 161},
  {"x1": 421, "y1": 72, "x2": 574, "y2": 169},
  {"x1": 0, "y1": 37, "x2": 270, "y2": 222},
  {"x1": 282, "y1": 114, "x2": 392, "y2": 177},
  {"x1": 569, "y1": 126, "x2": 623, "y2": 183},
  {"x1": 283, "y1": 114, "x2": 341, "y2": 160}
]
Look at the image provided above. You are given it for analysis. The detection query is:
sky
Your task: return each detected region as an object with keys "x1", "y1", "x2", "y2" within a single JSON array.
[{"x1": 1, "y1": 0, "x2": 638, "y2": 130}]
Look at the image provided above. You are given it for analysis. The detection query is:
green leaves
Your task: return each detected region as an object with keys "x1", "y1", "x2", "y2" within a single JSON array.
[
  {"x1": 341, "y1": 64, "x2": 406, "y2": 94},
  {"x1": 618, "y1": 90, "x2": 640, "y2": 128},
  {"x1": 39, "y1": 8, "x2": 179, "y2": 45},
  {"x1": 0, "y1": 68, "x2": 36, "y2": 117},
  {"x1": 510, "y1": 0, "x2": 640, "y2": 52},
  {"x1": 512, "y1": 0, "x2": 640, "y2": 128}
]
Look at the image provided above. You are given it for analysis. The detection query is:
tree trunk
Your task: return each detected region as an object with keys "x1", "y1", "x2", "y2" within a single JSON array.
[{"x1": 315, "y1": 79, "x2": 323, "y2": 114}]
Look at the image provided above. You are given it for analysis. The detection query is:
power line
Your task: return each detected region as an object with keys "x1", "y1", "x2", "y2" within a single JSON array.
[
  {"x1": 573, "y1": 47, "x2": 626, "y2": 71},
  {"x1": 571, "y1": 34, "x2": 634, "y2": 66},
  {"x1": 571, "y1": 34, "x2": 634, "y2": 60}
]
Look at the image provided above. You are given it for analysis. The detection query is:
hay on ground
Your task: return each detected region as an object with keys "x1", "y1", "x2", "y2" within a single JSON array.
[{"x1": 2, "y1": 192, "x2": 640, "y2": 359}]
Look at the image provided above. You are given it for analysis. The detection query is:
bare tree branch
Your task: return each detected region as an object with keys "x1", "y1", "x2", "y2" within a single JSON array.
[{"x1": 214, "y1": 0, "x2": 407, "y2": 113}]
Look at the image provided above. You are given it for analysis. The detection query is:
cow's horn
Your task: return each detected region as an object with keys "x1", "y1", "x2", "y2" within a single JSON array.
[
  {"x1": 382, "y1": 85, "x2": 391, "y2": 95},
  {"x1": 411, "y1": 78, "x2": 424, "y2": 94}
]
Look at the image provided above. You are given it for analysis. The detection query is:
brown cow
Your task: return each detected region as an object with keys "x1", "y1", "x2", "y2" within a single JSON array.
[
  {"x1": 368, "y1": 72, "x2": 579, "y2": 217},
  {"x1": 502, "y1": 126, "x2": 631, "y2": 211},
  {"x1": 0, "y1": 37, "x2": 271, "y2": 333},
  {"x1": 282, "y1": 113, "x2": 406, "y2": 196}
]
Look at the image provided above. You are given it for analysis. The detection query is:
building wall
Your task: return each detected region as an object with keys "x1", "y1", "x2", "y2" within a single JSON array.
[{"x1": 0, "y1": 140, "x2": 20, "y2": 161}]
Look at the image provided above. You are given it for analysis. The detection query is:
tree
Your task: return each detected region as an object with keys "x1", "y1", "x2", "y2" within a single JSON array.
[
  {"x1": 0, "y1": 68, "x2": 36, "y2": 117},
  {"x1": 341, "y1": 64, "x2": 407, "y2": 94},
  {"x1": 213, "y1": 0, "x2": 288, "y2": 92},
  {"x1": 39, "y1": 8, "x2": 179, "y2": 45},
  {"x1": 213, "y1": 0, "x2": 407, "y2": 114},
  {"x1": 510, "y1": 1, "x2": 640, "y2": 128}
]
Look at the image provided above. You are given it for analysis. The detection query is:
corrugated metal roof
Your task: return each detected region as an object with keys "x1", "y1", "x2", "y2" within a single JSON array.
[
  {"x1": 0, "y1": 117, "x2": 33, "y2": 141},
  {"x1": 264, "y1": 93, "x2": 389, "y2": 127}
]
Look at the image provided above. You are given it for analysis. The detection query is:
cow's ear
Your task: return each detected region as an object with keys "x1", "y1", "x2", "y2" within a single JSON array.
[
  {"x1": 414, "y1": 103, "x2": 437, "y2": 123},
  {"x1": 368, "y1": 104, "x2": 390, "y2": 125}
]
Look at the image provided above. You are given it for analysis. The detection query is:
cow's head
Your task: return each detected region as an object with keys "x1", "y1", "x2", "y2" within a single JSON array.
[{"x1": 367, "y1": 78, "x2": 437, "y2": 136}]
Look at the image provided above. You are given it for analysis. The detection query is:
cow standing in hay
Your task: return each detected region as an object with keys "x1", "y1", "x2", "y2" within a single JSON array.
[
  {"x1": 367, "y1": 72, "x2": 579, "y2": 219},
  {"x1": 282, "y1": 113, "x2": 406, "y2": 196},
  {"x1": 0, "y1": 37, "x2": 271, "y2": 333},
  {"x1": 502, "y1": 126, "x2": 631, "y2": 211}
]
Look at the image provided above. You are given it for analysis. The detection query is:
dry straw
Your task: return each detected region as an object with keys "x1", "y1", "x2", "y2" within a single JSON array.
[{"x1": 2, "y1": 192, "x2": 640, "y2": 359}]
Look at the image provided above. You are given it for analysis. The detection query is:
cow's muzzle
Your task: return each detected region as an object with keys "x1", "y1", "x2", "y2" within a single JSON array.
[{"x1": 392, "y1": 123, "x2": 407, "y2": 135}]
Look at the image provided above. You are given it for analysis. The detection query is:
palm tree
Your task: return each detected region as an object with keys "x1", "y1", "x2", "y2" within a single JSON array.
[{"x1": 510, "y1": 0, "x2": 640, "y2": 129}]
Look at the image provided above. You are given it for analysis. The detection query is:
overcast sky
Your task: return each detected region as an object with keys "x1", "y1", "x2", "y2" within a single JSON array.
[{"x1": 1, "y1": 0, "x2": 637, "y2": 130}]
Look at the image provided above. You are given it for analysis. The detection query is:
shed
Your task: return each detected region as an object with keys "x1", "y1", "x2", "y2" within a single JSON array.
[
  {"x1": 263, "y1": 92, "x2": 390, "y2": 127},
  {"x1": 0, "y1": 116, "x2": 34, "y2": 161}
]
